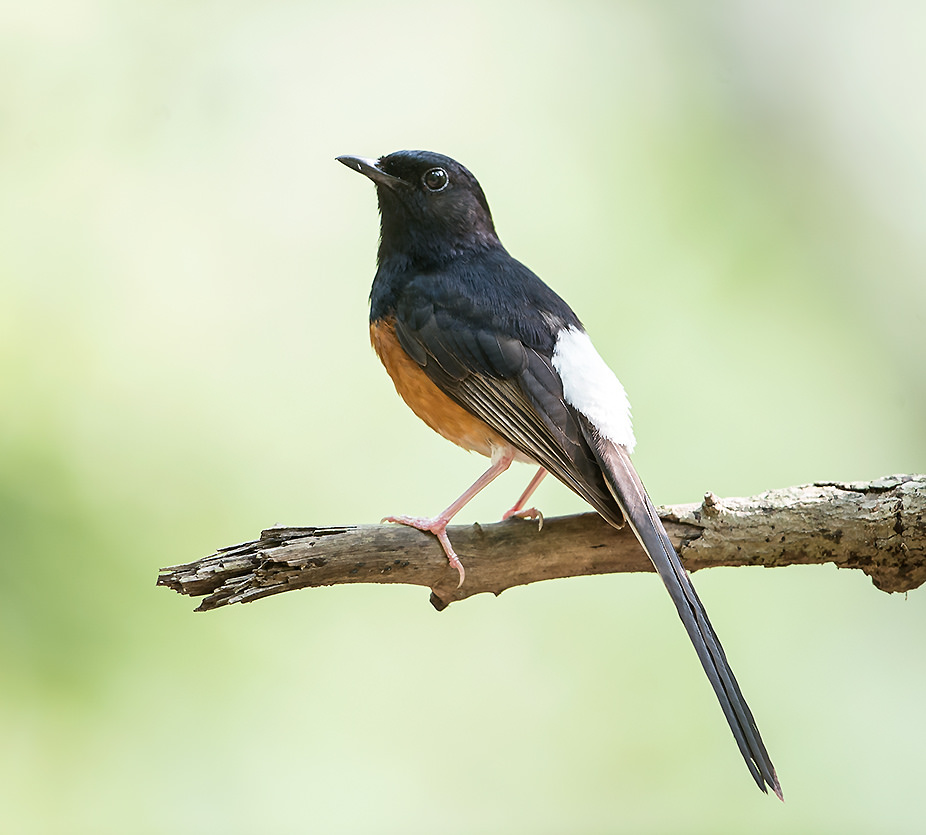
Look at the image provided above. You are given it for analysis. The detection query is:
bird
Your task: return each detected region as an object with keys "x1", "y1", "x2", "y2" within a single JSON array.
[{"x1": 337, "y1": 149, "x2": 781, "y2": 799}]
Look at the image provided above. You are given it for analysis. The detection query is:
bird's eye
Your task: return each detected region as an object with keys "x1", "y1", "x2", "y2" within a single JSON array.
[{"x1": 422, "y1": 167, "x2": 449, "y2": 192}]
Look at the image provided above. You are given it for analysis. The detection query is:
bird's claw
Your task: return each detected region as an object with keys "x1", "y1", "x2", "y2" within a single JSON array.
[
  {"x1": 382, "y1": 514, "x2": 465, "y2": 587},
  {"x1": 502, "y1": 506, "x2": 544, "y2": 531}
]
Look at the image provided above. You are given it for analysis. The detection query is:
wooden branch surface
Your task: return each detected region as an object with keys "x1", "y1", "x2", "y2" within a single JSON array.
[{"x1": 158, "y1": 475, "x2": 926, "y2": 611}]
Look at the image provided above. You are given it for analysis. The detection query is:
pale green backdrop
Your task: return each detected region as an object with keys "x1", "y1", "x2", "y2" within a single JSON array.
[{"x1": 2, "y1": 2, "x2": 925, "y2": 833}]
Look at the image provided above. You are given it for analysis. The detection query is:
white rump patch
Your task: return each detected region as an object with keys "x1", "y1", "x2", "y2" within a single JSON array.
[{"x1": 552, "y1": 326, "x2": 635, "y2": 451}]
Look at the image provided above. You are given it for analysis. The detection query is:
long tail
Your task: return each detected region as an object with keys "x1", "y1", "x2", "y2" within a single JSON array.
[{"x1": 586, "y1": 431, "x2": 782, "y2": 798}]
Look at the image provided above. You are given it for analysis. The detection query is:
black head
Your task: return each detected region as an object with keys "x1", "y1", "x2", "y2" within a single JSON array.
[{"x1": 337, "y1": 150, "x2": 500, "y2": 266}]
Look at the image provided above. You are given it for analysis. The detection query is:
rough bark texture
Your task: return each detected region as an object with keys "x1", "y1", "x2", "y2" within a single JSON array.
[{"x1": 158, "y1": 474, "x2": 926, "y2": 611}]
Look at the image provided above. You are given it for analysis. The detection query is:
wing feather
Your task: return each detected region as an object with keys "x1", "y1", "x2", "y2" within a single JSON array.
[{"x1": 393, "y1": 307, "x2": 624, "y2": 527}]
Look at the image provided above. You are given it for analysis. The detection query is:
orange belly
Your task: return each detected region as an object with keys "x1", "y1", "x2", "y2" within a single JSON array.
[{"x1": 370, "y1": 318, "x2": 509, "y2": 459}]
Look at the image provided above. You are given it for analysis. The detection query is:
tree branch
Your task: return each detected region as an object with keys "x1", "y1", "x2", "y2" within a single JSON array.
[{"x1": 158, "y1": 474, "x2": 926, "y2": 611}]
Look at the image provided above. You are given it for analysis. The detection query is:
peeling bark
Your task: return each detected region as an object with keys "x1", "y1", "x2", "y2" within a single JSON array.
[{"x1": 157, "y1": 475, "x2": 926, "y2": 611}]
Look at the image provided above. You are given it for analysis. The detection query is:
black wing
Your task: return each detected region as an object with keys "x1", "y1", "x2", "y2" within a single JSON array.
[{"x1": 391, "y1": 279, "x2": 625, "y2": 528}]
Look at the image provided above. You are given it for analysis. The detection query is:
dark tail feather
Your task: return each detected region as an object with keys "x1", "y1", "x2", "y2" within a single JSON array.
[{"x1": 583, "y1": 428, "x2": 781, "y2": 798}]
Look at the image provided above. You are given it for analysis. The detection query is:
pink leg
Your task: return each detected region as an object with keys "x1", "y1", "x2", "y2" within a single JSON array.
[
  {"x1": 502, "y1": 467, "x2": 547, "y2": 528},
  {"x1": 383, "y1": 449, "x2": 515, "y2": 587}
]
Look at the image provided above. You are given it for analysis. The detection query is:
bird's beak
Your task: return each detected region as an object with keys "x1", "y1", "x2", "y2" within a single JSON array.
[{"x1": 336, "y1": 155, "x2": 405, "y2": 190}]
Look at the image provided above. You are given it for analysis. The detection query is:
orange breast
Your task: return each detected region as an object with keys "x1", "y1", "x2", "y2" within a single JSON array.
[{"x1": 370, "y1": 318, "x2": 508, "y2": 459}]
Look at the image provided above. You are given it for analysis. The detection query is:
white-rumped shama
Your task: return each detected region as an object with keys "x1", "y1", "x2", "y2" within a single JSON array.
[{"x1": 338, "y1": 150, "x2": 781, "y2": 799}]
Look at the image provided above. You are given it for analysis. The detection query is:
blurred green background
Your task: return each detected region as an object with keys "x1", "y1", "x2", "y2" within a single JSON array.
[{"x1": 3, "y1": 2, "x2": 925, "y2": 833}]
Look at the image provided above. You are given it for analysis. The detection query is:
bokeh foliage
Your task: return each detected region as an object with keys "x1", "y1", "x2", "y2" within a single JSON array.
[{"x1": 2, "y1": 2, "x2": 925, "y2": 832}]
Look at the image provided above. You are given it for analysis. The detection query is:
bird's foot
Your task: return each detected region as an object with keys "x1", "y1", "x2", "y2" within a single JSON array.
[
  {"x1": 382, "y1": 514, "x2": 465, "y2": 587},
  {"x1": 502, "y1": 506, "x2": 544, "y2": 531}
]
